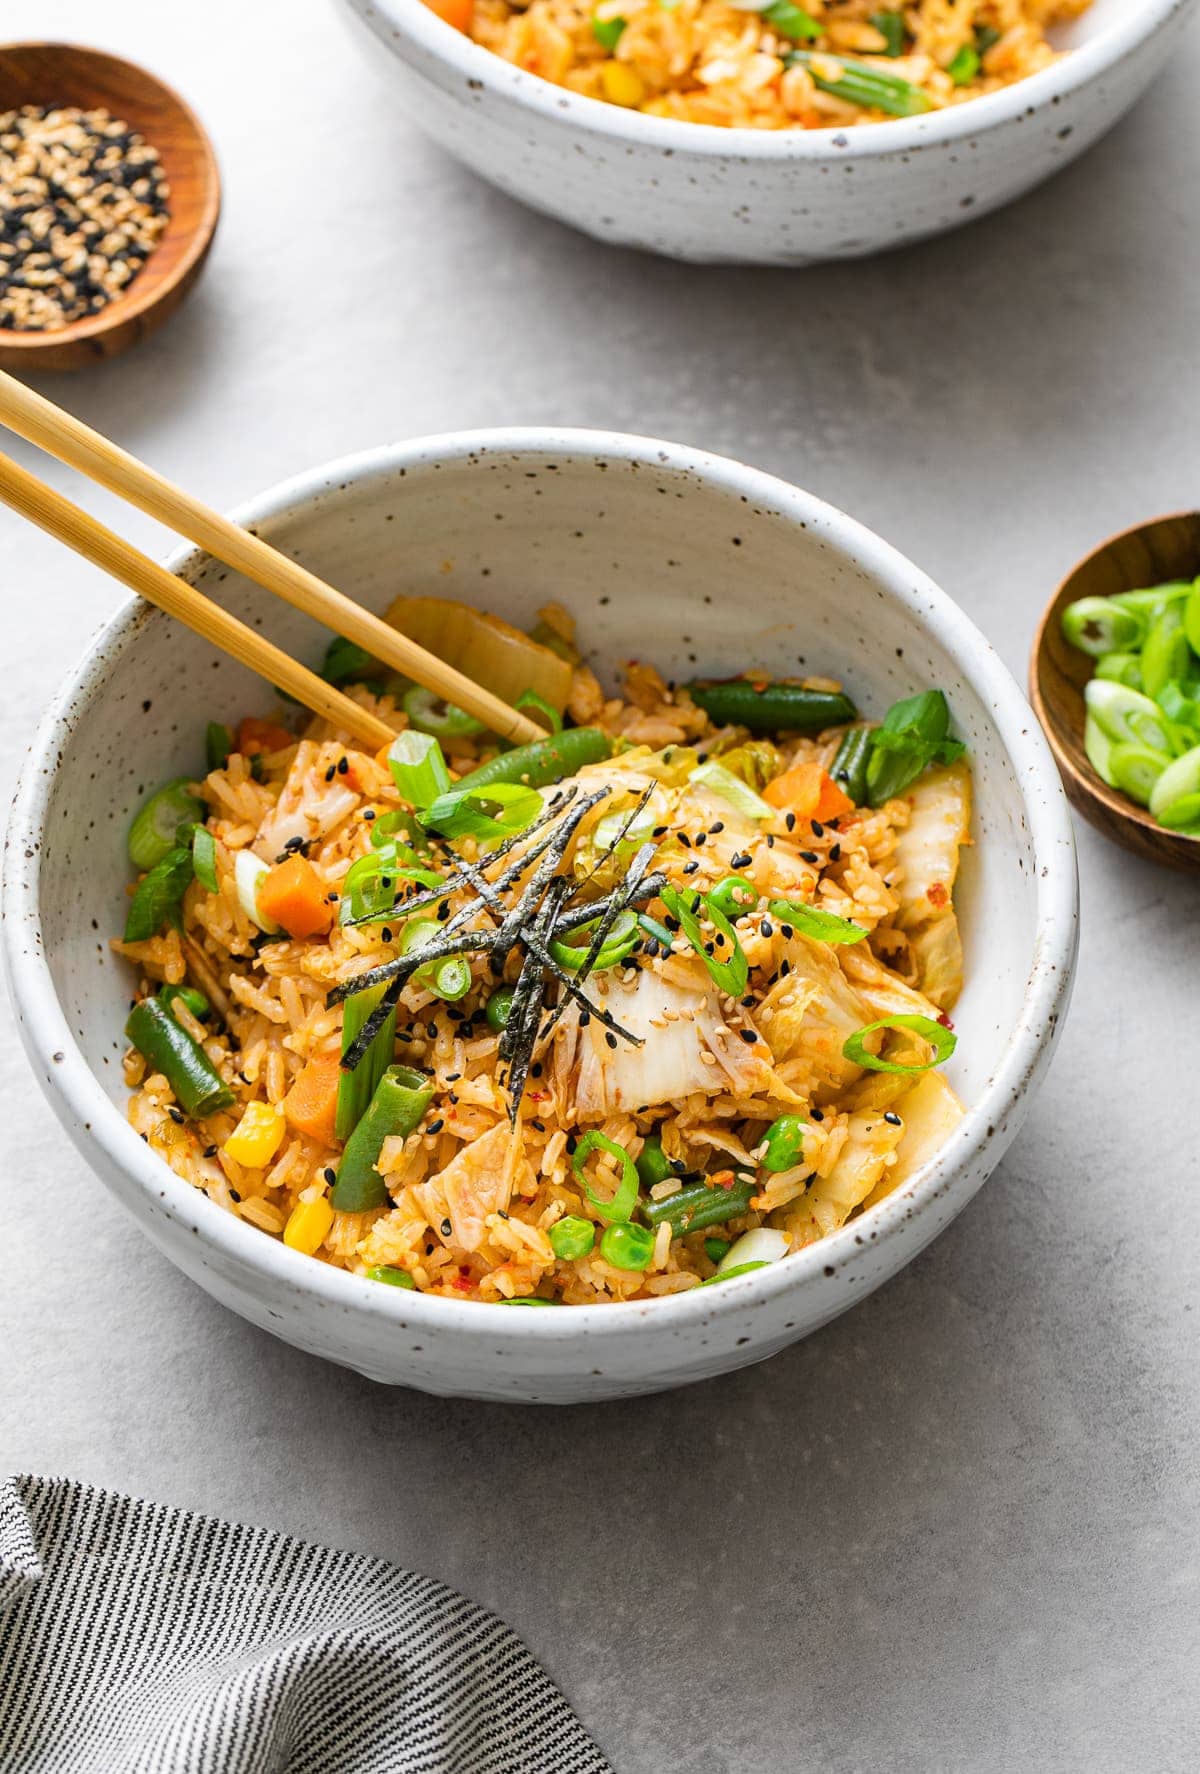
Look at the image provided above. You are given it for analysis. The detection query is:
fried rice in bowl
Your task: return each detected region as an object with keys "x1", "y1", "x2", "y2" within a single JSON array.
[{"x1": 3, "y1": 429, "x2": 1078, "y2": 1402}]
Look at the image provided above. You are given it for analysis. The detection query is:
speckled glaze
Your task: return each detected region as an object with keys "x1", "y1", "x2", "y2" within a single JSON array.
[
  {"x1": 336, "y1": 0, "x2": 1195, "y2": 265},
  {"x1": 3, "y1": 431, "x2": 1077, "y2": 1401}
]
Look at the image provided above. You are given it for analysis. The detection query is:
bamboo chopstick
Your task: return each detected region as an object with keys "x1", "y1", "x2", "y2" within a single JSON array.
[
  {"x1": 0, "y1": 369, "x2": 545, "y2": 747},
  {"x1": 0, "y1": 449, "x2": 397, "y2": 751}
]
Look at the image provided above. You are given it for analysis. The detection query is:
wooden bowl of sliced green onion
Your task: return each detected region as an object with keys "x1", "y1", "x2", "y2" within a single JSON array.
[{"x1": 1031, "y1": 512, "x2": 1200, "y2": 872}]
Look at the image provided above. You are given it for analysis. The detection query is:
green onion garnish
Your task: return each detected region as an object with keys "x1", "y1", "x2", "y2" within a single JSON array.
[
  {"x1": 124, "y1": 843, "x2": 195, "y2": 942},
  {"x1": 868, "y1": 8, "x2": 905, "y2": 55},
  {"x1": 660, "y1": 884, "x2": 749, "y2": 997},
  {"x1": 336, "y1": 982, "x2": 398, "y2": 1142},
  {"x1": 784, "y1": 49, "x2": 934, "y2": 117},
  {"x1": 698, "y1": 1261, "x2": 772, "y2": 1287},
  {"x1": 388, "y1": 729, "x2": 452, "y2": 809},
  {"x1": 572, "y1": 1130, "x2": 639, "y2": 1224},
  {"x1": 946, "y1": 45, "x2": 979, "y2": 85},
  {"x1": 430, "y1": 956, "x2": 472, "y2": 1002},
  {"x1": 1061, "y1": 596, "x2": 1144, "y2": 658},
  {"x1": 689, "y1": 759, "x2": 773, "y2": 822},
  {"x1": 760, "y1": 0, "x2": 821, "y2": 43},
  {"x1": 485, "y1": 986, "x2": 516, "y2": 1033},
  {"x1": 515, "y1": 688, "x2": 564, "y2": 734},
  {"x1": 843, "y1": 1013, "x2": 956, "y2": 1076},
  {"x1": 591, "y1": 13, "x2": 627, "y2": 51},
  {"x1": 766, "y1": 898, "x2": 866, "y2": 944},
  {"x1": 322, "y1": 635, "x2": 378, "y2": 685},
  {"x1": 191, "y1": 825, "x2": 219, "y2": 893},
  {"x1": 127, "y1": 777, "x2": 205, "y2": 870},
  {"x1": 205, "y1": 722, "x2": 233, "y2": 772},
  {"x1": 549, "y1": 907, "x2": 639, "y2": 973},
  {"x1": 366, "y1": 1265, "x2": 416, "y2": 1288},
  {"x1": 423, "y1": 781, "x2": 542, "y2": 842},
  {"x1": 402, "y1": 685, "x2": 485, "y2": 740},
  {"x1": 636, "y1": 911, "x2": 676, "y2": 950}
]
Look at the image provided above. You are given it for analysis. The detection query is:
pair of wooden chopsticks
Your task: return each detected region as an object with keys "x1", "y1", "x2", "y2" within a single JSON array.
[{"x1": 0, "y1": 370, "x2": 544, "y2": 751}]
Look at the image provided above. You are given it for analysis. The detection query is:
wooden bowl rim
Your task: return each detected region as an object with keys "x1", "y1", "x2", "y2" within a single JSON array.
[
  {"x1": 0, "y1": 41, "x2": 221, "y2": 354},
  {"x1": 1029, "y1": 507, "x2": 1200, "y2": 859}
]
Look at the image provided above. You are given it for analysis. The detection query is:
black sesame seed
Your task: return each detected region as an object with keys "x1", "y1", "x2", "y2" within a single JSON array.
[
  {"x1": 428, "y1": 1119, "x2": 445, "y2": 1135},
  {"x1": 683, "y1": 860, "x2": 700, "y2": 875},
  {"x1": 761, "y1": 918, "x2": 774, "y2": 937},
  {"x1": 323, "y1": 1167, "x2": 336, "y2": 1184},
  {"x1": 811, "y1": 820, "x2": 824, "y2": 837},
  {"x1": 738, "y1": 1029, "x2": 758, "y2": 1044},
  {"x1": 884, "y1": 1111, "x2": 902, "y2": 1126},
  {"x1": 785, "y1": 813, "x2": 796, "y2": 831},
  {"x1": 800, "y1": 851, "x2": 819, "y2": 865},
  {"x1": 337, "y1": 757, "x2": 349, "y2": 774},
  {"x1": 605, "y1": 1031, "x2": 618, "y2": 1049}
]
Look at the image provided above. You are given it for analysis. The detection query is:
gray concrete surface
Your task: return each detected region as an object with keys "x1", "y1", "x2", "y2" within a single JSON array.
[{"x1": 2, "y1": 4, "x2": 1198, "y2": 1768}]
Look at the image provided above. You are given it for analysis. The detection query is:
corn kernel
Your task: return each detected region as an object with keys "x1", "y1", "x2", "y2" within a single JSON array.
[
  {"x1": 284, "y1": 1194, "x2": 334, "y2": 1256},
  {"x1": 600, "y1": 60, "x2": 645, "y2": 107},
  {"x1": 223, "y1": 1101, "x2": 286, "y2": 1168}
]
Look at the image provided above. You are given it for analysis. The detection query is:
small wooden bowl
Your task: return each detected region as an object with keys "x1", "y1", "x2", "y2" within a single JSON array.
[
  {"x1": 0, "y1": 43, "x2": 220, "y2": 370},
  {"x1": 1030, "y1": 511, "x2": 1200, "y2": 873}
]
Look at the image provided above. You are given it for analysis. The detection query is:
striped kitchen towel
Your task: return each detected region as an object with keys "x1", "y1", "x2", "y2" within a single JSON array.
[{"x1": 0, "y1": 1476, "x2": 611, "y2": 1774}]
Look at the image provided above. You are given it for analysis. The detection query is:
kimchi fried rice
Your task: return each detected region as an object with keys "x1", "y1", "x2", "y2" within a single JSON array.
[
  {"x1": 465, "y1": 0, "x2": 1091, "y2": 131},
  {"x1": 116, "y1": 600, "x2": 972, "y2": 1306}
]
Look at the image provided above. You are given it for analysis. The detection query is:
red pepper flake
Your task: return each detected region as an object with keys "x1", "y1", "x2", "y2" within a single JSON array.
[
  {"x1": 937, "y1": 1011, "x2": 955, "y2": 1030},
  {"x1": 928, "y1": 881, "x2": 949, "y2": 909},
  {"x1": 452, "y1": 1274, "x2": 474, "y2": 1293},
  {"x1": 713, "y1": 1170, "x2": 737, "y2": 1191}
]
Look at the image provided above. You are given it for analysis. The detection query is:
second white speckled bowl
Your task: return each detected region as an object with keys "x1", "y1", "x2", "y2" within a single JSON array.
[
  {"x1": 4, "y1": 430, "x2": 1078, "y2": 1402},
  {"x1": 337, "y1": 0, "x2": 1197, "y2": 264}
]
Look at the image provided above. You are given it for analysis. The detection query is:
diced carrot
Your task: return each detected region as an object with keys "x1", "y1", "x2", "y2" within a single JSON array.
[
  {"x1": 283, "y1": 1052, "x2": 342, "y2": 1145},
  {"x1": 425, "y1": 0, "x2": 473, "y2": 31},
  {"x1": 764, "y1": 762, "x2": 855, "y2": 824},
  {"x1": 258, "y1": 855, "x2": 333, "y2": 940},
  {"x1": 237, "y1": 716, "x2": 294, "y2": 757}
]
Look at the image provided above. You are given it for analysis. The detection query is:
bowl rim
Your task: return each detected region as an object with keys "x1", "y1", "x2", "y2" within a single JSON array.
[
  {"x1": 0, "y1": 40, "x2": 221, "y2": 354},
  {"x1": 348, "y1": 0, "x2": 1189, "y2": 161},
  {"x1": 4, "y1": 426, "x2": 1078, "y2": 1342}
]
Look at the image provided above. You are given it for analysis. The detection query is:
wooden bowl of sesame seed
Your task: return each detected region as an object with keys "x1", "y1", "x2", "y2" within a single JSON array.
[{"x1": 0, "y1": 43, "x2": 219, "y2": 370}]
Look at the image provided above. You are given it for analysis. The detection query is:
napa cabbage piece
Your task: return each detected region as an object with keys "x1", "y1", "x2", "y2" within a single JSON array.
[
  {"x1": 861, "y1": 1071, "x2": 964, "y2": 1211},
  {"x1": 384, "y1": 594, "x2": 573, "y2": 713},
  {"x1": 891, "y1": 759, "x2": 971, "y2": 1009},
  {"x1": 759, "y1": 934, "x2": 872, "y2": 1096},
  {"x1": 430, "y1": 1121, "x2": 517, "y2": 1253},
  {"x1": 779, "y1": 1110, "x2": 905, "y2": 1248},
  {"x1": 253, "y1": 740, "x2": 359, "y2": 861}
]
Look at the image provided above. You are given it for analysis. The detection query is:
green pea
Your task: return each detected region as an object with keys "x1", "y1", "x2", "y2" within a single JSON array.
[
  {"x1": 760, "y1": 1115, "x2": 807, "y2": 1173},
  {"x1": 707, "y1": 874, "x2": 760, "y2": 921},
  {"x1": 600, "y1": 1222, "x2": 656, "y2": 1272},
  {"x1": 366, "y1": 1265, "x2": 416, "y2": 1289},
  {"x1": 549, "y1": 1215, "x2": 596, "y2": 1261},
  {"x1": 486, "y1": 987, "x2": 516, "y2": 1033},
  {"x1": 635, "y1": 1135, "x2": 672, "y2": 1189}
]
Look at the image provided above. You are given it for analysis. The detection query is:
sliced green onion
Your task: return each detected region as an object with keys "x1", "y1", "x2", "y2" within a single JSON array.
[
  {"x1": 191, "y1": 826, "x2": 219, "y2": 893},
  {"x1": 843, "y1": 1013, "x2": 956, "y2": 1075},
  {"x1": 716, "y1": 1226, "x2": 788, "y2": 1274},
  {"x1": 1156, "y1": 793, "x2": 1200, "y2": 832},
  {"x1": 1183, "y1": 580, "x2": 1200, "y2": 657},
  {"x1": 660, "y1": 884, "x2": 749, "y2": 997},
  {"x1": 1061, "y1": 596, "x2": 1144, "y2": 657},
  {"x1": 635, "y1": 1135, "x2": 673, "y2": 1189},
  {"x1": 388, "y1": 729, "x2": 452, "y2": 810},
  {"x1": 637, "y1": 911, "x2": 676, "y2": 951},
  {"x1": 1149, "y1": 742, "x2": 1200, "y2": 823},
  {"x1": 332, "y1": 1064, "x2": 433, "y2": 1210},
  {"x1": 1107, "y1": 742, "x2": 1167, "y2": 807},
  {"x1": 336, "y1": 982, "x2": 398, "y2": 1142},
  {"x1": 234, "y1": 849, "x2": 280, "y2": 935},
  {"x1": 486, "y1": 986, "x2": 516, "y2": 1033},
  {"x1": 572, "y1": 1130, "x2": 639, "y2": 1224},
  {"x1": 689, "y1": 759, "x2": 774, "y2": 822},
  {"x1": 1116, "y1": 581, "x2": 1192, "y2": 630},
  {"x1": 549, "y1": 1215, "x2": 596, "y2": 1260},
  {"x1": 549, "y1": 908, "x2": 639, "y2": 972},
  {"x1": 366, "y1": 1264, "x2": 416, "y2": 1288},
  {"x1": 767, "y1": 898, "x2": 866, "y2": 944},
  {"x1": 402, "y1": 684, "x2": 485, "y2": 740},
  {"x1": 946, "y1": 44, "x2": 979, "y2": 84},
  {"x1": 1084, "y1": 713, "x2": 1118, "y2": 786},
  {"x1": 205, "y1": 722, "x2": 233, "y2": 772},
  {"x1": 707, "y1": 875, "x2": 760, "y2": 922},
  {"x1": 430, "y1": 956, "x2": 472, "y2": 1002},
  {"x1": 592, "y1": 13, "x2": 627, "y2": 51},
  {"x1": 125, "y1": 996, "x2": 234, "y2": 1119},
  {"x1": 1141, "y1": 606, "x2": 1191, "y2": 701},
  {"x1": 868, "y1": 8, "x2": 905, "y2": 54},
  {"x1": 640, "y1": 1175, "x2": 757, "y2": 1237},
  {"x1": 1094, "y1": 652, "x2": 1143, "y2": 690},
  {"x1": 759, "y1": 1114, "x2": 807, "y2": 1173},
  {"x1": 340, "y1": 847, "x2": 441, "y2": 925},
  {"x1": 699, "y1": 1261, "x2": 771, "y2": 1287},
  {"x1": 1084, "y1": 680, "x2": 1175, "y2": 757},
  {"x1": 423, "y1": 781, "x2": 542, "y2": 842},
  {"x1": 599, "y1": 1222, "x2": 655, "y2": 1271},
  {"x1": 125, "y1": 844, "x2": 195, "y2": 942},
  {"x1": 128, "y1": 777, "x2": 205, "y2": 870},
  {"x1": 515, "y1": 688, "x2": 563, "y2": 734},
  {"x1": 784, "y1": 49, "x2": 934, "y2": 116},
  {"x1": 761, "y1": 0, "x2": 821, "y2": 42},
  {"x1": 974, "y1": 23, "x2": 1000, "y2": 53},
  {"x1": 321, "y1": 636, "x2": 379, "y2": 685},
  {"x1": 1155, "y1": 680, "x2": 1200, "y2": 733},
  {"x1": 498, "y1": 1296, "x2": 561, "y2": 1305}
]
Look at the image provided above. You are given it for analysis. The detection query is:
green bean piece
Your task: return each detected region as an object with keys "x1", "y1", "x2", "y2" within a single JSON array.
[
  {"x1": 759, "y1": 1114, "x2": 807, "y2": 1173},
  {"x1": 158, "y1": 984, "x2": 210, "y2": 1021},
  {"x1": 635, "y1": 1135, "x2": 673, "y2": 1189},
  {"x1": 366, "y1": 1264, "x2": 416, "y2": 1288},
  {"x1": 829, "y1": 726, "x2": 873, "y2": 805},
  {"x1": 783, "y1": 49, "x2": 934, "y2": 116},
  {"x1": 125, "y1": 996, "x2": 234, "y2": 1119},
  {"x1": 684, "y1": 679, "x2": 856, "y2": 736},
  {"x1": 127, "y1": 777, "x2": 205, "y2": 870},
  {"x1": 485, "y1": 986, "x2": 516, "y2": 1033},
  {"x1": 192, "y1": 825, "x2": 219, "y2": 893},
  {"x1": 124, "y1": 844, "x2": 194, "y2": 943},
  {"x1": 336, "y1": 983, "x2": 398, "y2": 1143},
  {"x1": 760, "y1": 0, "x2": 821, "y2": 42},
  {"x1": 1141, "y1": 606, "x2": 1191, "y2": 702},
  {"x1": 205, "y1": 722, "x2": 233, "y2": 771},
  {"x1": 600, "y1": 1222, "x2": 656, "y2": 1272},
  {"x1": 331, "y1": 1065, "x2": 434, "y2": 1211},
  {"x1": 640, "y1": 1175, "x2": 757, "y2": 1238},
  {"x1": 450, "y1": 727, "x2": 612, "y2": 795},
  {"x1": 549, "y1": 1215, "x2": 596, "y2": 1260}
]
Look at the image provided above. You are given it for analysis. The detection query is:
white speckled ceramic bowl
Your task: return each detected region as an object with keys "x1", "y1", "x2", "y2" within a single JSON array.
[
  {"x1": 337, "y1": 0, "x2": 1196, "y2": 264},
  {"x1": 4, "y1": 430, "x2": 1077, "y2": 1402}
]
